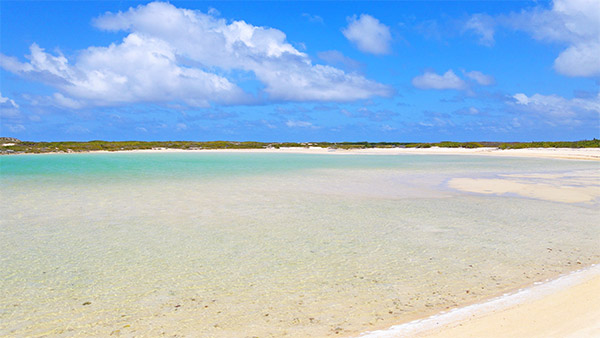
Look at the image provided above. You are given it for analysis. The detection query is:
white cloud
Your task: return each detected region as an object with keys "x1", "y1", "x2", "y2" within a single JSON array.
[
  {"x1": 507, "y1": 0, "x2": 600, "y2": 77},
  {"x1": 176, "y1": 123, "x2": 187, "y2": 131},
  {"x1": 92, "y1": 2, "x2": 391, "y2": 101},
  {"x1": 0, "y1": 92, "x2": 20, "y2": 118},
  {"x1": 0, "y1": 2, "x2": 392, "y2": 109},
  {"x1": 53, "y1": 93, "x2": 84, "y2": 109},
  {"x1": 0, "y1": 92, "x2": 19, "y2": 109},
  {"x1": 412, "y1": 69, "x2": 494, "y2": 91},
  {"x1": 512, "y1": 92, "x2": 600, "y2": 121},
  {"x1": 317, "y1": 50, "x2": 363, "y2": 72},
  {"x1": 2, "y1": 38, "x2": 248, "y2": 108},
  {"x1": 553, "y1": 41, "x2": 600, "y2": 77},
  {"x1": 464, "y1": 71, "x2": 495, "y2": 86},
  {"x1": 342, "y1": 14, "x2": 392, "y2": 55},
  {"x1": 467, "y1": 0, "x2": 600, "y2": 77},
  {"x1": 412, "y1": 70, "x2": 466, "y2": 90},
  {"x1": 463, "y1": 13, "x2": 495, "y2": 46},
  {"x1": 286, "y1": 120, "x2": 315, "y2": 128}
]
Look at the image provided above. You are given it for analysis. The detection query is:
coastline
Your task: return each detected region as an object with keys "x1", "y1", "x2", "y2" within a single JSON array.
[
  {"x1": 356, "y1": 264, "x2": 600, "y2": 338},
  {"x1": 5, "y1": 146, "x2": 600, "y2": 161}
]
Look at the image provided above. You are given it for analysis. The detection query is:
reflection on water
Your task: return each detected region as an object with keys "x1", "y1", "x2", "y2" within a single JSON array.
[{"x1": 1, "y1": 153, "x2": 599, "y2": 337}]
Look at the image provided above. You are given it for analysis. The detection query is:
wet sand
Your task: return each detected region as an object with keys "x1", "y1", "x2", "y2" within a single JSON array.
[{"x1": 358, "y1": 265, "x2": 600, "y2": 338}]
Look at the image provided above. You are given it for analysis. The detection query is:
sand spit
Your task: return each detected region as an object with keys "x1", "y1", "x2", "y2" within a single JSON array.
[{"x1": 357, "y1": 265, "x2": 600, "y2": 338}]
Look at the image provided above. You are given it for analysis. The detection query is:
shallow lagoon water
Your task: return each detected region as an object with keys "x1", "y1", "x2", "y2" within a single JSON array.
[{"x1": 1, "y1": 153, "x2": 599, "y2": 337}]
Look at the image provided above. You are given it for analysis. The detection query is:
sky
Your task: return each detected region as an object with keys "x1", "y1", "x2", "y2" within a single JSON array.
[{"x1": 1, "y1": 0, "x2": 599, "y2": 142}]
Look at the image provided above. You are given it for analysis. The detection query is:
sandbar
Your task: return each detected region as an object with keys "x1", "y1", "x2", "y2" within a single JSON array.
[{"x1": 448, "y1": 172, "x2": 600, "y2": 203}]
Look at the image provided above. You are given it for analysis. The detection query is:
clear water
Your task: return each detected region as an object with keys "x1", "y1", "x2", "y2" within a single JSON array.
[{"x1": 1, "y1": 153, "x2": 599, "y2": 337}]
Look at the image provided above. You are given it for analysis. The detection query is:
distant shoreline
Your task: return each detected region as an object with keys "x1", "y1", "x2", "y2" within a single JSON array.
[
  {"x1": 2, "y1": 146, "x2": 600, "y2": 161},
  {"x1": 1, "y1": 139, "x2": 599, "y2": 156}
]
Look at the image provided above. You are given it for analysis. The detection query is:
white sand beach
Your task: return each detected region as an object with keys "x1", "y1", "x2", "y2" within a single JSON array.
[
  {"x1": 358, "y1": 265, "x2": 600, "y2": 338},
  {"x1": 15, "y1": 146, "x2": 600, "y2": 162},
  {"x1": 118, "y1": 146, "x2": 600, "y2": 161}
]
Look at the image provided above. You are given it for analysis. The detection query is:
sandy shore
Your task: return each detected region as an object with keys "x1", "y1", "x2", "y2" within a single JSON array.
[
  {"x1": 145, "y1": 147, "x2": 600, "y2": 161},
  {"x1": 357, "y1": 265, "x2": 600, "y2": 338},
  {"x1": 13, "y1": 146, "x2": 600, "y2": 161}
]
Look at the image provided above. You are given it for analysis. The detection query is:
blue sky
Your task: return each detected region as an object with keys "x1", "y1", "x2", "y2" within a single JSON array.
[{"x1": 1, "y1": 0, "x2": 599, "y2": 142}]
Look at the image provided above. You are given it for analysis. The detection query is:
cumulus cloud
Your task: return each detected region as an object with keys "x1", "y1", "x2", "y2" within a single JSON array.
[
  {"x1": 342, "y1": 14, "x2": 392, "y2": 55},
  {"x1": 553, "y1": 42, "x2": 600, "y2": 77},
  {"x1": 0, "y1": 2, "x2": 392, "y2": 109},
  {"x1": 507, "y1": 0, "x2": 600, "y2": 77},
  {"x1": 2, "y1": 36, "x2": 249, "y2": 108},
  {"x1": 412, "y1": 70, "x2": 466, "y2": 90},
  {"x1": 512, "y1": 92, "x2": 600, "y2": 123},
  {"x1": 466, "y1": 0, "x2": 600, "y2": 77}
]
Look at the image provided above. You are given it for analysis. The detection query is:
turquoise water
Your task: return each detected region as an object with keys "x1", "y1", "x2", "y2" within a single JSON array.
[
  {"x1": 0, "y1": 152, "x2": 574, "y2": 178},
  {"x1": 1, "y1": 152, "x2": 599, "y2": 337}
]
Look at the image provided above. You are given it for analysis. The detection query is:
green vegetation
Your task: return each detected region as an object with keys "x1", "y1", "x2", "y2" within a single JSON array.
[
  {"x1": 0, "y1": 138, "x2": 598, "y2": 154},
  {"x1": 497, "y1": 139, "x2": 600, "y2": 149},
  {"x1": 405, "y1": 139, "x2": 599, "y2": 149}
]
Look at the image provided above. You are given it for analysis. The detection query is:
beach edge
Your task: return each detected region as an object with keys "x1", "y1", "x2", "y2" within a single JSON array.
[
  {"x1": 355, "y1": 264, "x2": 600, "y2": 338},
  {"x1": 5, "y1": 147, "x2": 600, "y2": 161}
]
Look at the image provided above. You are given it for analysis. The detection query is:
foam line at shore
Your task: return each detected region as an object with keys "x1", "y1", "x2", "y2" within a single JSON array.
[{"x1": 356, "y1": 264, "x2": 600, "y2": 338}]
